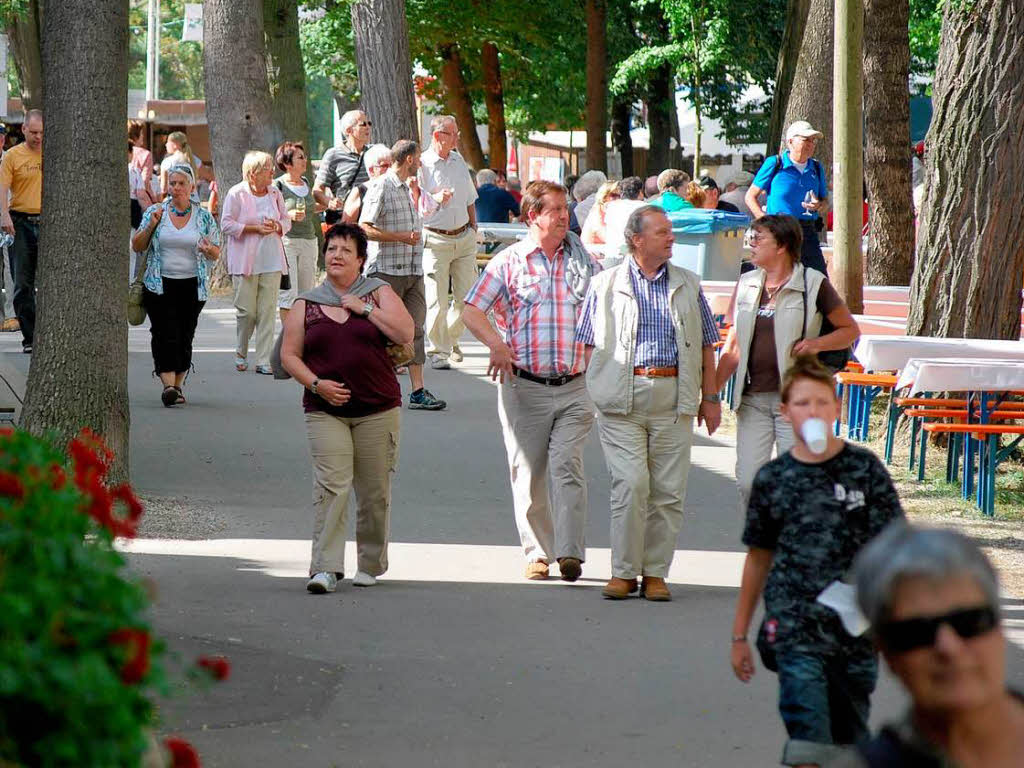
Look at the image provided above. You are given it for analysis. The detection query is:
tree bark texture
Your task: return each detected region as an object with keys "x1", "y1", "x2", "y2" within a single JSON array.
[
  {"x1": 438, "y1": 43, "x2": 486, "y2": 170},
  {"x1": 863, "y1": 0, "x2": 914, "y2": 285},
  {"x1": 646, "y1": 63, "x2": 674, "y2": 175},
  {"x1": 480, "y1": 41, "x2": 507, "y2": 171},
  {"x1": 21, "y1": 0, "x2": 130, "y2": 480},
  {"x1": 8, "y1": 0, "x2": 44, "y2": 109},
  {"x1": 782, "y1": 0, "x2": 833, "y2": 186},
  {"x1": 906, "y1": 0, "x2": 1024, "y2": 339},
  {"x1": 350, "y1": 0, "x2": 419, "y2": 145},
  {"x1": 585, "y1": 0, "x2": 608, "y2": 172},
  {"x1": 611, "y1": 98, "x2": 634, "y2": 177},
  {"x1": 767, "y1": 0, "x2": 811, "y2": 154},
  {"x1": 264, "y1": 0, "x2": 308, "y2": 150}
]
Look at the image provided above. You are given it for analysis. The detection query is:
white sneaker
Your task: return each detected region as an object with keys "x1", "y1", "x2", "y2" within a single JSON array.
[
  {"x1": 306, "y1": 571, "x2": 338, "y2": 594},
  {"x1": 352, "y1": 571, "x2": 377, "y2": 587},
  {"x1": 429, "y1": 354, "x2": 451, "y2": 370},
  {"x1": 450, "y1": 345, "x2": 464, "y2": 363}
]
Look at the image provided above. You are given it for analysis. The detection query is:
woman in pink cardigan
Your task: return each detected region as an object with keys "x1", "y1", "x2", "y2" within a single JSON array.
[{"x1": 221, "y1": 151, "x2": 292, "y2": 374}]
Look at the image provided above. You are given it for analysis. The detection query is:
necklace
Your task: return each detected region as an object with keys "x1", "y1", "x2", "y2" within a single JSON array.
[
  {"x1": 169, "y1": 202, "x2": 192, "y2": 216},
  {"x1": 763, "y1": 274, "x2": 792, "y2": 303}
]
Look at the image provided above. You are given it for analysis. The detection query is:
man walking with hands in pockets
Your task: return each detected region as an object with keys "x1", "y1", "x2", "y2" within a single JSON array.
[{"x1": 576, "y1": 206, "x2": 722, "y2": 601}]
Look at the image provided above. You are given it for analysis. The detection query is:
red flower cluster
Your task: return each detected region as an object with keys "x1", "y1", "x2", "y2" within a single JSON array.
[
  {"x1": 164, "y1": 737, "x2": 201, "y2": 768},
  {"x1": 109, "y1": 627, "x2": 151, "y2": 684},
  {"x1": 195, "y1": 655, "x2": 231, "y2": 681},
  {"x1": 0, "y1": 470, "x2": 24, "y2": 500},
  {"x1": 68, "y1": 429, "x2": 144, "y2": 538}
]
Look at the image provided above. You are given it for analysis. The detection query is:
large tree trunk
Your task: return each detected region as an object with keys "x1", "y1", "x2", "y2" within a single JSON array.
[
  {"x1": 203, "y1": 0, "x2": 276, "y2": 289},
  {"x1": 21, "y1": 0, "x2": 130, "y2": 480},
  {"x1": 584, "y1": 0, "x2": 608, "y2": 173},
  {"x1": 350, "y1": 0, "x2": 418, "y2": 145},
  {"x1": 783, "y1": 0, "x2": 833, "y2": 186},
  {"x1": 646, "y1": 63, "x2": 674, "y2": 175},
  {"x1": 7, "y1": 0, "x2": 44, "y2": 109},
  {"x1": 437, "y1": 43, "x2": 486, "y2": 169},
  {"x1": 611, "y1": 97, "x2": 634, "y2": 177},
  {"x1": 906, "y1": 0, "x2": 1024, "y2": 339},
  {"x1": 767, "y1": 0, "x2": 811, "y2": 153},
  {"x1": 863, "y1": 0, "x2": 914, "y2": 286},
  {"x1": 264, "y1": 0, "x2": 308, "y2": 149},
  {"x1": 480, "y1": 41, "x2": 507, "y2": 171}
]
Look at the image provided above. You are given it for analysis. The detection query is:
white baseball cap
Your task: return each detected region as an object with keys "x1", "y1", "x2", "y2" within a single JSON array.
[{"x1": 786, "y1": 120, "x2": 824, "y2": 141}]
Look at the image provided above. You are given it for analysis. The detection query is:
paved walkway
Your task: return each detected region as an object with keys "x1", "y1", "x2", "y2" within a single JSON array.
[{"x1": 3, "y1": 301, "x2": 1022, "y2": 766}]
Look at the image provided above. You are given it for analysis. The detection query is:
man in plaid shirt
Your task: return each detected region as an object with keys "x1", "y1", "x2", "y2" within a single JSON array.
[
  {"x1": 360, "y1": 139, "x2": 446, "y2": 411},
  {"x1": 576, "y1": 206, "x2": 722, "y2": 602},
  {"x1": 463, "y1": 181, "x2": 602, "y2": 582}
]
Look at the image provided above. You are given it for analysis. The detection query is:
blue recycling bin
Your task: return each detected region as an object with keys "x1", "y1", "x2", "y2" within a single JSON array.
[{"x1": 666, "y1": 209, "x2": 750, "y2": 280}]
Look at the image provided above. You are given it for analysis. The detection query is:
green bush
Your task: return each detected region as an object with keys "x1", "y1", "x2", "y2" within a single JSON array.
[{"x1": 0, "y1": 427, "x2": 165, "y2": 767}]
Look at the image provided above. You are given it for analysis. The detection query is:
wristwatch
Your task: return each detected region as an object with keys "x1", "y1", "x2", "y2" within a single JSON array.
[
  {"x1": 362, "y1": 302, "x2": 374, "y2": 318},
  {"x1": 703, "y1": 393, "x2": 721, "y2": 404},
  {"x1": 309, "y1": 378, "x2": 320, "y2": 395}
]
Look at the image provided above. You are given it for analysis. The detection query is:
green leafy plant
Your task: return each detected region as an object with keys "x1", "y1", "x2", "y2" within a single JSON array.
[{"x1": 0, "y1": 427, "x2": 178, "y2": 766}]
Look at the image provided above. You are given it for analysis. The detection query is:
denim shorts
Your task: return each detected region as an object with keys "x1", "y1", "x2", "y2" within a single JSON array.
[{"x1": 776, "y1": 648, "x2": 878, "y2": 766}]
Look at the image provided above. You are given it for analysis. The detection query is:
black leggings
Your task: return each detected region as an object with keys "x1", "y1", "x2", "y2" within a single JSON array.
[{"x1": 142, "y1": 277, "x2": 204, "y2": 375}]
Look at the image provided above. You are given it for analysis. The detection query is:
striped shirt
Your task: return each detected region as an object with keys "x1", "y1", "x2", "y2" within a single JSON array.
[
  {"x1": 465, "y1": 235, "x2": 602, "y2": 377},
  {"x1": 575, "y1": 258, "x2": 720, "y2": 367},
  {"x1": 359, "y1": 172, "x2": 422, "y2": 277}
]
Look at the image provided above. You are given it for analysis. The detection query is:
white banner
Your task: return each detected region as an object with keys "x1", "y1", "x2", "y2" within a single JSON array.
[{"x1": 181, "y1": 4, "x2": 203, "y2": 42}]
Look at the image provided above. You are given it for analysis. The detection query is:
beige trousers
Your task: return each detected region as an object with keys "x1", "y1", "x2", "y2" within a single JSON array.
[
  {"x1": 278, "y1": 237, "x2": 318, "y2": 309},
  {"x1": 304, "y1": 408, "x2": 401, "y2": 576},
  {"x1": 233, "y1": 271, "x2": 280, "y2": 366},
  {"x1": 598, "y1": 377, "x2": 695, "y2": 579},
  {"x1": 735, "y1": 391, "x2": 795, "y2": 511},
  {"x1": 497, "y1": 375, "x2": 594, "y2": 563},
  {"x1": 422, "y1": 228, "x2": 478, "y2": 359}
]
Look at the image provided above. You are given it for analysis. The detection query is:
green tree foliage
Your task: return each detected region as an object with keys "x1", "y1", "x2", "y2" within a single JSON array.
[
  {"x1": 299, "y1": 2, "x2": 359, "y2": 103},
  {"x1": 909, "y1": 0, "x2": 942, "y2": 84},
  {"x1": 127, "y1": 0, "x2": 204, "y2": 99}
]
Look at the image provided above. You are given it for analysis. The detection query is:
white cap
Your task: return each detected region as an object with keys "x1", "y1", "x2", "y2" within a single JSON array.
[{"x1": 786, "y1": 120, "x2": 824, "y2": 141}]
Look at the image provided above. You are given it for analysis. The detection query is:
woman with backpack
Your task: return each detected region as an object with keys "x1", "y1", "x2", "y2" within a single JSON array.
[{"x1": 745, "y1": 121, "x2": 830, "y2": 275}]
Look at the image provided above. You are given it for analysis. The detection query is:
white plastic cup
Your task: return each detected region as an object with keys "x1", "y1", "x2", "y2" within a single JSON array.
[{"x1": 802, "y1": 417, "x2": 828, "y2": 455}]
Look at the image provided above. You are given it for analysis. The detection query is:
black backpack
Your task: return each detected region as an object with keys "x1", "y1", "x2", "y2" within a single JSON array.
[{"x1": 761, "y1": 152, "x2": 824, "y2": 195}]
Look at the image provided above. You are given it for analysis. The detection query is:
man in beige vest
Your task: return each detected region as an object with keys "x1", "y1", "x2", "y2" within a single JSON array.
[{"x1": 576, "y1": 206, "x2": 722, "y2": 601}]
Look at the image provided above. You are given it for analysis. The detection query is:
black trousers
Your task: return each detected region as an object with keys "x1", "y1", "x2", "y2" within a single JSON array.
[
  {"x1": 800, "y1": 221, "x2": 828, "y2": 276},
  {"x1": 142, "y1": 277, "x2": 204, "y2": 375},
  {"x1": 11, "y1": 211, "x2": 39, "y2": 346}
]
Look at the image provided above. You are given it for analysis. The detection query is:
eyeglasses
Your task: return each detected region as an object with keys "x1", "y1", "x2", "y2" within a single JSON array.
[
  {"x1": 356, "y1": 121, "x2": 372, "y2": 128},
  {"x1": 374, "y1": 161, "x2": 391, "y2": 170},
  {"x1": 744, "y1": 229, "x2": 769, "y2": 246},
  {"x1": 877, "y1": 605, "x2": 998, "y2": 653},
  {"x1": 437, "y1": 130, "x2": 459, "y2": 138}
]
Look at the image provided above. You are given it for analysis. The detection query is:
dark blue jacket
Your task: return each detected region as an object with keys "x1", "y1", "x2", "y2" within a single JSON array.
[{"x1": 475, "y1": 184, "x2": 520, "y2": 223}]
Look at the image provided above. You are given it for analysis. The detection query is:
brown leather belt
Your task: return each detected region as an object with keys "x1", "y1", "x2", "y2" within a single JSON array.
[
  {"x1": 512, "y1": 366, "x2": 582, "y2": 386},
  {"x1": 425, "y1": 223, "x2": 471, "y2": 237},
  {"x1": 633, "y1": 366, "x2": 678, "y2": 378}
]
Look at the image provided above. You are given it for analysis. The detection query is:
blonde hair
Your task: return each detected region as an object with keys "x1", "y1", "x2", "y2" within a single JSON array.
[
  {"x1": 167, "y1": 131, "x2": 196, "y2": 173},
  {"x1": 242, "y1": 150, "x2": 274, "y2": 181},
  {"x1": 595, "y1": 180, "x2": 620, "y2": 211}
]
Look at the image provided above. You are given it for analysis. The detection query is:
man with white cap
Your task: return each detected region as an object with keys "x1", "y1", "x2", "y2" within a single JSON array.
[{"x1": 745, "y1": 120, "x2": 830, "y2": 274}]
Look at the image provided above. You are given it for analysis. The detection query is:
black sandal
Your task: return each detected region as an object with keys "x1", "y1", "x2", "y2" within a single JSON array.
[
  {"x1": 174, "y1": 387, "x2": 186, "y2": 405},
  {"x1": 161, "y1": 386, "x2": 179, "y2": 407}
]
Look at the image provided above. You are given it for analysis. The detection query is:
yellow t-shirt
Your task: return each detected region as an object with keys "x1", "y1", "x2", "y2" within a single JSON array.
[{"x1": 0, "y1": 143, "x2": 42, "y2": 214}]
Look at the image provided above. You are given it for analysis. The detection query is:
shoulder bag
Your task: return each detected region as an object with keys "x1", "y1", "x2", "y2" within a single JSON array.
[{"x1": 799, "y1": 281, "x2": 852, "y2": 373}]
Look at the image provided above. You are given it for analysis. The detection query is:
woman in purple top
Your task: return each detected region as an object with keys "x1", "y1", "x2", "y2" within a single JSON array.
[{"x1": 280, "y1": 223, "x2": 414, "y2": 595}]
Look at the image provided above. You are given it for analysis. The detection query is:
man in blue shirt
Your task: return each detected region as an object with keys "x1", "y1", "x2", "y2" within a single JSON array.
[
  {"x1": 474, "y1": 168, "x2": 520, "y2": 223},
  {"x1": 745, "y1": 121, "x2": 830, "y2": 274}
]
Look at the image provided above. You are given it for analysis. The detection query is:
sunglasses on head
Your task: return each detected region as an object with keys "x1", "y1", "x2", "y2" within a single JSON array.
[{"x1": 877, "y1": 605, "x2": 997, "y2": 653}]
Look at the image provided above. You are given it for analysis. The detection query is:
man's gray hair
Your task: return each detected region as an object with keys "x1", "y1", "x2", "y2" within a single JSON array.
[
  {"x1": 430, "y1": 114, "x2": 456, "y2": 133},
  {"x1": 476, "y1": 168, "x2": 498, "y2": 186},
  {"x1": 728, "y1": 170, "x2": 754, "y2": 188},
  {"x1": 24, "y1": 108, "x2": 43, "y2": 126},
  {"x1": 573, "y1": 170, "x2": 607, "y2": 202},
  {"x1": 854, "y1": 524, "x2": 1001, "y2": 631},
  {"x1": 364, "y1": 143, "x2": 392, "y2": 169},
  {"x1": 340, "y1": 109, "x2": 365, "y2": 136},
  {"x1": 623, "y1": 205, "x2": 667, "y2": 253}
]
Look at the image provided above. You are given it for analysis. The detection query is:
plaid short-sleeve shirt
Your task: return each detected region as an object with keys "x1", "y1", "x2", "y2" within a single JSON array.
[
  {"x1": 359, "y1": 172, "x2": 422, "y2": 276},
  {"x1": 465, "y1": 236, "x2": 600, "y2": 377}
]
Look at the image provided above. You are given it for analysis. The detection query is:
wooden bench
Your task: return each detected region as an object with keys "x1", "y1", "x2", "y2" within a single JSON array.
[
  {"x1": 834, "y1": 372, "x2": 898, "y2": 441},
  {"x1": 885, "y1": 396, "x2": 1024, "y2": 465},
  {"x1": 922, "y1": 423, "x2": 1024, "y2": 516}
]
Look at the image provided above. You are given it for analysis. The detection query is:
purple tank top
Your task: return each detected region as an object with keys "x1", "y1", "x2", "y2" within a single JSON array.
[{"x1": 301, "y1": 301, "x2": 401, "y2": 417}]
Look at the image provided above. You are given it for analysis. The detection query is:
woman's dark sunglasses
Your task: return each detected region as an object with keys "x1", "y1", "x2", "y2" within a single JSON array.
[{"x1": 878, "y1": 605, "x2": 998, "y2": 653}]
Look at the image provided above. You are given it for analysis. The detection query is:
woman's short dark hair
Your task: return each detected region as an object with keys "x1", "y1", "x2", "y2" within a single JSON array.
[
  {"x1": 275, "y1": 141, "x2": 305, "y2": 172},
  {"x1": 324, "y1": 222, "x2": 368, "y2": 271},
  {"x1": 751, "y1": 214, "x2": 803, "y2": 266}
]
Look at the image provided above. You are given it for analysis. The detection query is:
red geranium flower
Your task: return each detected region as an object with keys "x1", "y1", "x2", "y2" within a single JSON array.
[
  {"x1": 69, "y1": 428, "x2": 113, "y2": 487},
  {"x1": 109, "y1": 627, "x2": 151, "y2": 684},
  {"x1": 196, "y1": 655, "x2": 231, "y2": 681},
  {"x1": 108, "y1": 483, "x2": 144, "y2": 539},
  {"x1": 164, "y1": 737, "x2": 201, "y2": 768},
  {"x1": 0, "y1": 471, "x2": 24, "y2": 500},
  {"x1": 49, "y1": 463, "x2": 67, "y2": 490}
]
